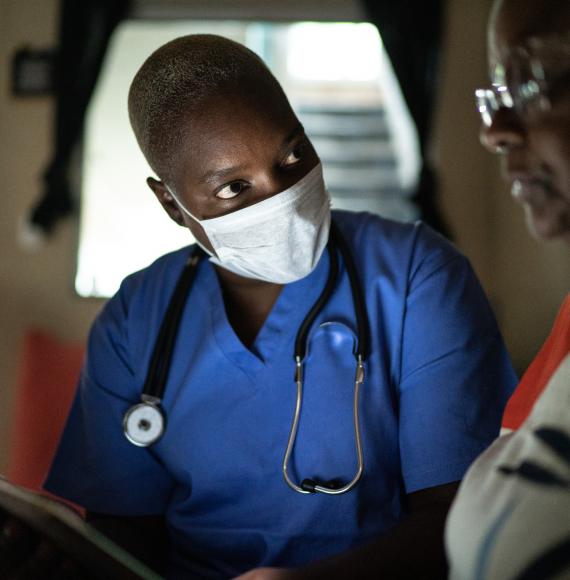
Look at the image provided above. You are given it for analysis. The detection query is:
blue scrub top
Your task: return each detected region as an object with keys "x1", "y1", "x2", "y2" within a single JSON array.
[{"x1": 45, "y1": 211, "x2": 517, "y2": 579}]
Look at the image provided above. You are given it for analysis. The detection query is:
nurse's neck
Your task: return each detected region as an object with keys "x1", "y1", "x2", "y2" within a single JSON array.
[{"x1": 215, "y1": 266, "x2": 283, "y2": 348}]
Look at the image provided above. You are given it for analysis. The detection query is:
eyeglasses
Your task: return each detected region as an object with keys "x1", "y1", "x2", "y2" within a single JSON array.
[{"x1": 475, "y1": 36, "x2": 570, "y2": 127}]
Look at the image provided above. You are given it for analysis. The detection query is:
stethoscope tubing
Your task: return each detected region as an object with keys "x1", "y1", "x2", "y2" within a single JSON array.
[
  {"x1": 142, "y1": 250, "x2": 203, "y2": 399},
  {"x1": 330, "y1": 221, "x2": 370, "y2": 360},
  {"x1": 283, "y1": 222, "x2": 369, "y2": 494}
]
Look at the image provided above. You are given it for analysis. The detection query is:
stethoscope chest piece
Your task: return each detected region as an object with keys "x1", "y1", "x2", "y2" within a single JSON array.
[{"x1": 123, "y1": 399, "x2": 165, "y2": 447}]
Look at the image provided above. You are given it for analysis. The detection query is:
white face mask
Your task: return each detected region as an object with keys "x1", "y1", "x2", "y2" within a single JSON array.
[{"x1": 168, "y1": 163, "x2": 331, "y2": 284}]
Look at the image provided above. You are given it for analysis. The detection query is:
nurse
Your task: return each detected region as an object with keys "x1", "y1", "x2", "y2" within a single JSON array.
[{"x1": 41, "y1": 35, "x2": 516, "y2": 579}]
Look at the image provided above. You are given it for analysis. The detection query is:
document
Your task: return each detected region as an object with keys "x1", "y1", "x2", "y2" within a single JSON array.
[{"x1": 0, "y1": 477, "x2": 162, "y2": 579}]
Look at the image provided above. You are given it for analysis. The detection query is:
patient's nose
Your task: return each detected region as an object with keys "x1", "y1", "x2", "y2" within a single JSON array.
[{"x1": 480, "y1": 107, "x2": 525, "y2": 154}]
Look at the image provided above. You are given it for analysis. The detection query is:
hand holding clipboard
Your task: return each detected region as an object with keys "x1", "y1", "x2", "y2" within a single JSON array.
[{"x1": 0, "y1": 477, "x2": 162, "y2": 579}]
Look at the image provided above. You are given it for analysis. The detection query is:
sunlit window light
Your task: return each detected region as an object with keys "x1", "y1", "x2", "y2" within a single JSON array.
[{"x1": 287, "y1": 23, "x2": 381, "y2": 82}]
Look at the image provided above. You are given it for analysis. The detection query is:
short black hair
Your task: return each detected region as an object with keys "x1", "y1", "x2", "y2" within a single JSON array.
[{"x1": 128, "y1": 34, "x2": 290, "y2": 184}]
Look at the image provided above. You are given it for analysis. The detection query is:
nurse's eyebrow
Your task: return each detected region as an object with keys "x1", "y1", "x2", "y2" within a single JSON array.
[
  {"x1": 282, "y1": 123, "x2": 305, "y2": 147},
  {"x1": 200, "y1": 164, "x2": 248, "y2": 185},
  {"x1": 199, "y1": 123, "x2": 305, "y2": 185}
]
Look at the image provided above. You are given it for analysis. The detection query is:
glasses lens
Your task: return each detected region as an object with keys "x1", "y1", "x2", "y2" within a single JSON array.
[
  {"x1": 508, "y1": 43, "x2": 565, "y2": 116},
  {"x1": 475, "y1": 88, "x2": 499, "y2": 126}
]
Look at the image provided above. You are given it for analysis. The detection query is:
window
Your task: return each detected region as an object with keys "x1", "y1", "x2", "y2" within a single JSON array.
[{"x1": 77, "y1": 20, "x2": 419, "y2": 298}]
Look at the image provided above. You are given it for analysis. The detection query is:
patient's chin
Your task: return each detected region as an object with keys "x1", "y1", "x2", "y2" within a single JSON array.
[{"x1": 524, "y1": 203, "x2": 570, "y2": 243}]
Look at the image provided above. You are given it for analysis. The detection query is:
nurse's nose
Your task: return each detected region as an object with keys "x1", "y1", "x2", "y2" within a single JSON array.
[{"x1": 480, "y1": 106, "x2": 525, "y2": 154}]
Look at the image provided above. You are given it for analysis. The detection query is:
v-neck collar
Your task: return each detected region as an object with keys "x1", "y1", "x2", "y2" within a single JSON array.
[{"x1": 203, "y1": 250, "x2": 331, "y2": 379}]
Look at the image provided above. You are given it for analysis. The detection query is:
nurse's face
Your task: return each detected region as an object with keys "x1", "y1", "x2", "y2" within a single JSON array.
[
  {"x1": 149, "y1": 90, "x2": 320, "y2": 253},
  {"x1": 480, "y1": 0, "x2": 570, "y2": 243}
]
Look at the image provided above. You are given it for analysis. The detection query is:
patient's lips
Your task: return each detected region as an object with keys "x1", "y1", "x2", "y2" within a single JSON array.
[
  {"x1": 511, "y1": 178, "x2": 547, "y2": 206},
  {"x1": 509, "y1": 168, "x2": 556, "y2": 208}
]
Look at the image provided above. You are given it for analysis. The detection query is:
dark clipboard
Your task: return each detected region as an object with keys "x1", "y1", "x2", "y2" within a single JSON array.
[{"x1": 0, "y1": 477, "x2": 163, "y2": 580}]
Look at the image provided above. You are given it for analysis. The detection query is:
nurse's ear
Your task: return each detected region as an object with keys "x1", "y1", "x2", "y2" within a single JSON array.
[{"x1": 147, "y1": 177, "x2": 185, "y2": 227}]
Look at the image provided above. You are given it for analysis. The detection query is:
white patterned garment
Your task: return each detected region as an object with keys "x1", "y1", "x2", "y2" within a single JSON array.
[{"x1": 445, "y1": 354, "x2": 570, "y2": 580}]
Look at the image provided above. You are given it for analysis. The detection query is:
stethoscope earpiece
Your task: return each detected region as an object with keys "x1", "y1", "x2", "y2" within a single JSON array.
[{"x1": 301, "y1": 479, "x2": 343, "y2": 493}]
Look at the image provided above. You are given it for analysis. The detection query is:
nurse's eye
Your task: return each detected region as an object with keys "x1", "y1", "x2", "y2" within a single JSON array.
[
  {"x1": 216, "y1": 181, "x2": 249, "y2": 200},
  {"x1": 283, "y1": 143, "x2": 305, "y2": 167}
]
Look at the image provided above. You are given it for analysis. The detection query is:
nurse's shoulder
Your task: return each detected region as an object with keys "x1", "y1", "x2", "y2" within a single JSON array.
[
  {"x1": 332, "y1": 209, "x2": 468, "y2": 286},
  {"x1": 84, "y1": 244, "x2": 199, "y2": 396},
  {"x1": 98, "y1": 243, "x2": 197, "y2": 322}
]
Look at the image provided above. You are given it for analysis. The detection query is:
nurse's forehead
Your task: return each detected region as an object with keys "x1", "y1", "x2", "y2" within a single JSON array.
[{"x1": 173, "y1": 95, "x2": 301, "y2": 180}]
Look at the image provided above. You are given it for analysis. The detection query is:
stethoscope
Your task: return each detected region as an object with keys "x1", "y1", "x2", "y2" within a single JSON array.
[{"x1": 123, "y1": 220, "x2": 370, "y2": 495}]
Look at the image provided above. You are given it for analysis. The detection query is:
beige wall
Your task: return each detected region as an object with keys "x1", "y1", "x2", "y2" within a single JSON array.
[
  {"x1": 489, "y1": 176, "x2": 570, "y2": 368},
  {"x1": 0, "y1": 0, "x2": 102, "y2": 472},
  {"x1": 435, "y1": 0, "x2": 496, "y2": 287},
  {"x1": 0, "y1": 0, "x2": 568, "y2": 473}
]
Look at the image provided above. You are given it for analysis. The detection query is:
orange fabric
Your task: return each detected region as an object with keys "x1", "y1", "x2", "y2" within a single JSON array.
[
  {"x1": 502, "y1": 294, "x2": 570, "y2": 430},
  {"x1": 7, "y1": 329, "x2": 85, "y2": 492}
]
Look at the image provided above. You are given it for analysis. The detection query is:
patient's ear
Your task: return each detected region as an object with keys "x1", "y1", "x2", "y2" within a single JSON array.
[{"x1": 147, "y1": 177, "x2": 185, "y2": 226}]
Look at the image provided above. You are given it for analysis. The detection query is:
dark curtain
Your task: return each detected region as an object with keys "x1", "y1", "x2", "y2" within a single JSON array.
[
  {"x1": 361, "y1": 0, "x2": 451, "y2": 237},
  {"x1": 29, "y1": 0, "x2": 131, "y2": 236}
]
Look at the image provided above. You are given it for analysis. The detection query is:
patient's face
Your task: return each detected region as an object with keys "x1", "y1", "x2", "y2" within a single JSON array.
[{"x1": 482, "y1": 0, "x2": 570, "y2": 243}]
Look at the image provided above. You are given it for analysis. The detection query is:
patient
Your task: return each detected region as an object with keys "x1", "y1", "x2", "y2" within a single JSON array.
[{"x1": 445, "y1": 0, "x2": 570, "y2": 578}]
